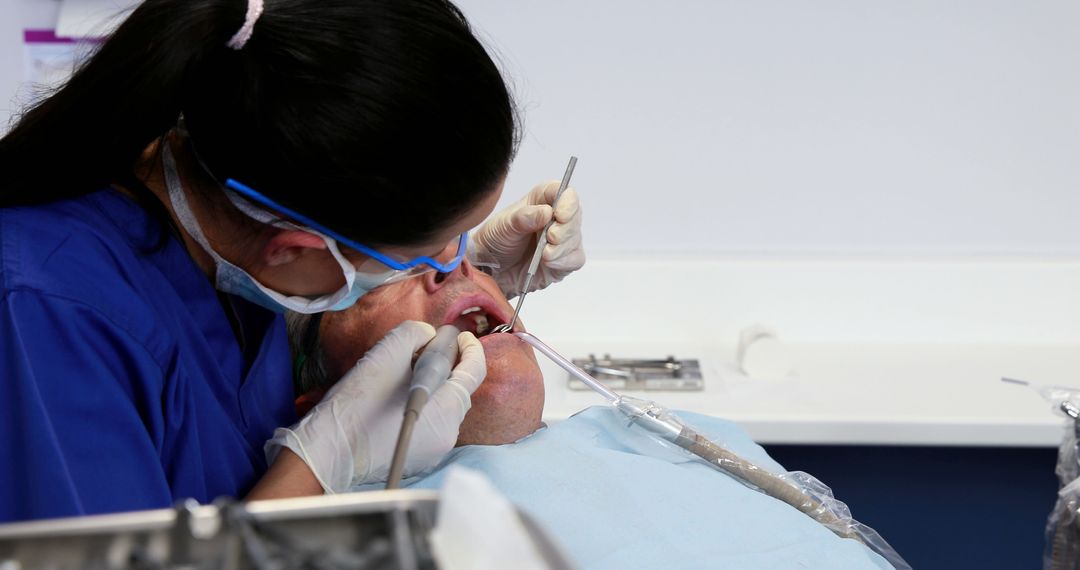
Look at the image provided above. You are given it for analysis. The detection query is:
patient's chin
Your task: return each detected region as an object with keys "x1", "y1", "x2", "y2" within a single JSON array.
[{"x1": 456, "y1": 334, "x2": 545, "y2": 446}]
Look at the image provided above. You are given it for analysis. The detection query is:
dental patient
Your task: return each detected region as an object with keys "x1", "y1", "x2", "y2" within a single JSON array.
[
  {"x1": 289, "y1": 261, "x2": 895, "y2": 569},
  {"x1": 291, "y1": 259, "x2": 544, "y2": 447}
]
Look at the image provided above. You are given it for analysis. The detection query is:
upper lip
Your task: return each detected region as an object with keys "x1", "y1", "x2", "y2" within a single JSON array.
[{"x1": 441, "y1": 291, "x2": 512, "y2": 333}]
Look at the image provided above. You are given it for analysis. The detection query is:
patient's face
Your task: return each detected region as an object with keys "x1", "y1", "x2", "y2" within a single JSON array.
[{"x1": 320, "y1": 260, "x2": 545, "y2": 446}]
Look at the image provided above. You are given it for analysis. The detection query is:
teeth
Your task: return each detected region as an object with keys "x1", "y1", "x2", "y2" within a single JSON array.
[
  {"x1": 461, "y1": 306, "x2": 482, "y2": 316},
  {"x1": 475, "y1": 314, "x2": 489, "y2": 336}
]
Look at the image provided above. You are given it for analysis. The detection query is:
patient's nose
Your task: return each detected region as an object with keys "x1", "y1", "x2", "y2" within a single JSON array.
[{"x1": 424, "y1": 259, "x2": 472, "y2": 293}]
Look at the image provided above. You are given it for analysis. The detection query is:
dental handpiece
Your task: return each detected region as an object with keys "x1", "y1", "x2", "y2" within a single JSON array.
[{"x1": 387, "y1": 325, "x2": 461, "y2": 490}]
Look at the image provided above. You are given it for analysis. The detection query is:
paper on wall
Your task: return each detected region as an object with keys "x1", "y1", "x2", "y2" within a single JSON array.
[{"x1": 56, "y1": 0, "x2": 140, "y2": 39}]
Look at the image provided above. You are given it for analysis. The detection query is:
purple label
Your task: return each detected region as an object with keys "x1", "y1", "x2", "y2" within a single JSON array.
[{"x1": 24, "y1": 29, "x2": 105, "y2": 44}]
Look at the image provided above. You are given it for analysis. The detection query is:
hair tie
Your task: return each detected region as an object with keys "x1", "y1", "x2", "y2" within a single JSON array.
[{"x1": 226, "y1": 0, "x2": 264, "y2": 50}]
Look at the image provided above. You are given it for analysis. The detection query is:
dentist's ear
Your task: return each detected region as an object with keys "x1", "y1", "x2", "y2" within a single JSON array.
[{"x1": 264, "y1": 229, "x2": 329, "y2": 266}]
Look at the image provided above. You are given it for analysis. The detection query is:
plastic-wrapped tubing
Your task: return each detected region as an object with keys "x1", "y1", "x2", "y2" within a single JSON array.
[
  {"x1": 1044, "y1": 392, "x2": 1080, "y2": 570},
  {"x1": 678, "y1": 431, "x2": 856, "y2": 537},
  {"x1": 1047, "y1": 477, "x2": 1080, "y2": 570},
  {"x1": 614, "y1": 396, "x2": 911, "y2": 570},
  {"x1": 1017, "y1": 383, "x2": 1080, "y2": 570}
]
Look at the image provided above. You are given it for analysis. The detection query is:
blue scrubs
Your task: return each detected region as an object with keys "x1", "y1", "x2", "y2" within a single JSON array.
[{"x1": 0, "y1": 189, "x2": 297, "y2": 522}]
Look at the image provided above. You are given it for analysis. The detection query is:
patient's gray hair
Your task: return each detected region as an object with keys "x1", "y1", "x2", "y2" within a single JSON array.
[{"x1": 285, "y1": 312, "x2": 332, "y2": 395}]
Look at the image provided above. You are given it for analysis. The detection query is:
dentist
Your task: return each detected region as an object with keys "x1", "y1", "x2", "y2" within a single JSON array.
[{"x1": 0, "y1": 0, "x2": 583, "y2": 521}]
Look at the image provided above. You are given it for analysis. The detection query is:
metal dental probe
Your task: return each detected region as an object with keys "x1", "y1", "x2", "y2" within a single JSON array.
[
  {"x1": 386, "y1": 324, "x2": 462, "y2": 490},
  {"x1": 491, "y1": 156, "x2": 578, "y2": 334}
]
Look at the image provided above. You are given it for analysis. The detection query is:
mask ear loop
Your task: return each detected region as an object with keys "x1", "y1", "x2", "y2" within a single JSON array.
[{"x1": 162, "y1": 142, "x2": 223, "y2": 263}]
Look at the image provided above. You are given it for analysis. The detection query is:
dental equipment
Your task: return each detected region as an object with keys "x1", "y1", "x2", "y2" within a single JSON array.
[
  {"x1": 491, "y1": 156, "x2": 578, "y2": 335},
  {"x1": 512, "y1": 331, "x2": 910, "y2": 570},
  {"x1": 387, "y1": 325, "x2": 462, "y2": 490},
  {"x1": 1008, "y1": 377, "x2": 1080, "y2": 569},
  {"x1": 0, "y1": 492, "x2": 574, "y2": 570},
  {"x1": 569, "y1": 353, "x2": 704, "y2": 391}
]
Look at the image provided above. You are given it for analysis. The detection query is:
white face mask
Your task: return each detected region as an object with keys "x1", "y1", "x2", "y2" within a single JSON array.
[{"x1": 162, "y1": 144, "x2": 395, "y2": 314}]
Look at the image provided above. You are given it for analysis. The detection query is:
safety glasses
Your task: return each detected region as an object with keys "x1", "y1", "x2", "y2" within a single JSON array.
[{"x1": 224, "y1": 178, "x2": 468, "y2": 277}]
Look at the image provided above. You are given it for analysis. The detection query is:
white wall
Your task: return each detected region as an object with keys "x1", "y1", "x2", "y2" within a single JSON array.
[
  {"x1": 454, "y1": 0, "x2": 1080, "y2": 256},
  {"x1": 0, "y1": 0, "x2": 60, "y2": 129},
  {"x1": 2, "y1": 1, "x2": 1078, "y2": 257}
]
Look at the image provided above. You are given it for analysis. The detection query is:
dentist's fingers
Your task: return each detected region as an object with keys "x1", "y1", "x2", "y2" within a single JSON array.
[
  {"x1": 446, "y1": 331, "x2": 486, "y2": 395},
  {"x1": 551, "y1": 187, "x2": 579, "y2": 224}
]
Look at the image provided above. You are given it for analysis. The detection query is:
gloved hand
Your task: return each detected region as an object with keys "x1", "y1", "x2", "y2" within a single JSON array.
[
  {"x1": 266, "y1": 321, "x2": 486, "y2": 492},
  {"x1": 470, "y1": 180, "x2": 585, "y2": 298}
]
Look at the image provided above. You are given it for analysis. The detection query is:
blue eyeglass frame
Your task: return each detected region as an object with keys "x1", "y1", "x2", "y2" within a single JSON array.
[{"x1": 224, "y1": 179, "x2": 468, "y2": 273}]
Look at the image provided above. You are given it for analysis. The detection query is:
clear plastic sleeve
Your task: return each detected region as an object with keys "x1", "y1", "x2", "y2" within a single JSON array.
[{"x1": 1037, "y1": 385, "x2": 1080, "y2": 570}]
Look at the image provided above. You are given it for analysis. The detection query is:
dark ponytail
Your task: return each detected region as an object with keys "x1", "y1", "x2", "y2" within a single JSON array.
[{"x1": 0, "y1": 0, "x2": 518, "y2": 247}]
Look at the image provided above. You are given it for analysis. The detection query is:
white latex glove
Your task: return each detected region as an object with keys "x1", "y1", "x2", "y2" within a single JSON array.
[
  {"x1": 266, "y1": 321, "x2": 487, "y2": 492},
  {"x1": 470, "y1": 181, "x2": 585, "y2": 298}
]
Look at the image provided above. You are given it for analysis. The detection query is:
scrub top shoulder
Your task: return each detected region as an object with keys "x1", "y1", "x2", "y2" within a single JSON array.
[{"x1": 0, "y1": 188, "x2": 297, "y2": 522}]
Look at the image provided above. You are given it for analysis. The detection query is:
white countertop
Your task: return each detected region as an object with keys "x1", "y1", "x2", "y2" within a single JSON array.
[
  {"x1": 521, "y1": 256, "x2": 1080, "y2": 448},
  {"x1": 537, "y1": 341, "x2": 1076, "y2": 448}
]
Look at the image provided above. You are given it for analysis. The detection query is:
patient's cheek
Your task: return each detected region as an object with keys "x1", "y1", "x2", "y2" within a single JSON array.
[
  {"x1": 456, "y1": 344, "x2": 544, "y2": 446},
  {"x1": 471, "y1": 379, "x2": 537, "y2": 427}
]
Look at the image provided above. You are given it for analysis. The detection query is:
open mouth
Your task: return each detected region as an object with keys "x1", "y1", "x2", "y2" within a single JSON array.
[{"x1": 444, "y1": 297, "x2": 510, "y2": 338}]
